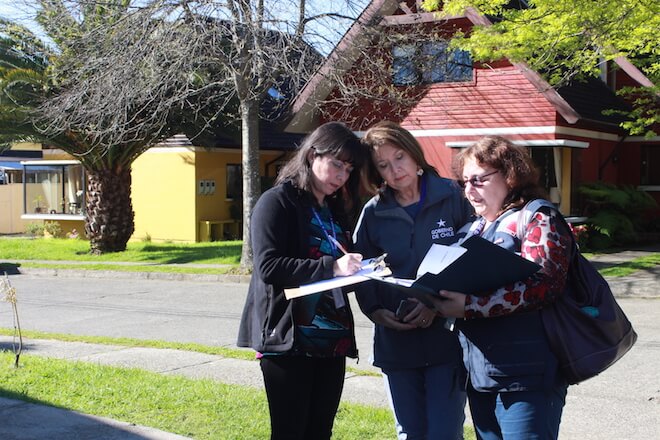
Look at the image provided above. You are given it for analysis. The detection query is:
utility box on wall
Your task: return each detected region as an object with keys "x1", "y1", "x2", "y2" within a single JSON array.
[{"x1": 198, "y1": 179, "x2": 216, "y2": 195}]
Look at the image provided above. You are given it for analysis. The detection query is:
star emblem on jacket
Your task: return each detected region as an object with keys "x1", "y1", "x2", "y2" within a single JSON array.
[{"x1": 437, "y1": 219, "x2": 446, "y2": 228}]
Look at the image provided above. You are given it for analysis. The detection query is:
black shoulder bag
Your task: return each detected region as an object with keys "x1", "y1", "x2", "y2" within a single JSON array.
[{"x1": 518, "y1": 199, "x2": 637, "y2": 385}]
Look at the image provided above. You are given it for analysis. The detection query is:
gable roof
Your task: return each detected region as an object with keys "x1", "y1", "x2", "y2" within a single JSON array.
[
  {"x1": 161, "y1": 117, "x2": 304, "y2": 152},
  {"x1": 286, "y1": 0, "x2": 653, "y2": 133},
  {"x1": 556, "y1": 77, "x2": 631, "y2": 126}
]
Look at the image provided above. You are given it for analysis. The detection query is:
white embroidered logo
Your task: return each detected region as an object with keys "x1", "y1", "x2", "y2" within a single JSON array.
[{"x1": 431, "y1": 218, "x2": 455, "y2": 239}]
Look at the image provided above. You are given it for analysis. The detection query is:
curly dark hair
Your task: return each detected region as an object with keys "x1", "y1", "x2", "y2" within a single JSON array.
[{"x1": 452, "y1": 136, "x2": 548, "y2": 214}]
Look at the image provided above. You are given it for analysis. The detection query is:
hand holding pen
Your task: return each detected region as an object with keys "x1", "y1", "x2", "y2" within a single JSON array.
[{"x1": 329, "y1": 235, "x2": 363, "y2": 276}]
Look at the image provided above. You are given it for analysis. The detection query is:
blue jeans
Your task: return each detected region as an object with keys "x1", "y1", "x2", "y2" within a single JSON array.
[
  {"x1": 383, "y1": 363, "x2": 466, "y2": 440},
  {"x1": 467, "y1": 382, "x2": 568, "y2": 440}
]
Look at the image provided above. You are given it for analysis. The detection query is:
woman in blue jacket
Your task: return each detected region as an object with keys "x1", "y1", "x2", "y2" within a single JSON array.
[
  {"x1": 237, "y1": 122, "x2": 367, "y2": 440},
  {"x1": 431, "y1": 136, "x2": 572, "y2": 439},
  {"x1": 353, "y1": 121, "x2": 473, "y2": 440}
]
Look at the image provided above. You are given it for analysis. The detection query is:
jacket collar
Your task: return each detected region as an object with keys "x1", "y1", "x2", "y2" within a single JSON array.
[{"x1": 375, "y1": 173, "x2": 458, "y2": 212}]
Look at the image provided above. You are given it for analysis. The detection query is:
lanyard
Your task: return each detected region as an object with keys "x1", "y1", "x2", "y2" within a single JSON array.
[
  {"x1": 472, "y1": 217, "x2": 487, "y2": 236},
  {"x1": 311, "y1": 207, "x2": 338, "y2": 258}
]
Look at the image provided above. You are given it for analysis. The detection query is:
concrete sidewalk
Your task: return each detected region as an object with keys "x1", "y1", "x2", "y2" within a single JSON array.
[{"x1": 0, "y1": 245, "x2": 659, "y2": 439}]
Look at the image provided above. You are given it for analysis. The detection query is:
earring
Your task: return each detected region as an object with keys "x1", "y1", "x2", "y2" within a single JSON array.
[{"x1": 417, "y1": 168, "x2": 424, "y2": 176}]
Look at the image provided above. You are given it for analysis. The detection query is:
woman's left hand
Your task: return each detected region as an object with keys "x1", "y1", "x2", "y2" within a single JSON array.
[
  {"x1": 426, "y1": 290, "x2": 467, "y2": 318},
  {"x1": 398, "y1": 299, "x2": 437, "y2": 329}
]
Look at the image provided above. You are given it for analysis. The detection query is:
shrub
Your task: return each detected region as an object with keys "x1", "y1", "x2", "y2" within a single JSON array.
[
  {"x1": 43, "y1": 221, "x2": 63, "y2": 238},
  {"x1": 25, "y1": 222, "x2": 44, "y2": 237},
  {"x1": 578, "y1": 182, "x2": 658, "y2": 249}
]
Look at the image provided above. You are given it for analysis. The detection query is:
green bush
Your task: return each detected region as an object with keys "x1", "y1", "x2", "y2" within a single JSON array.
[
  {"x1": 43, "y1": 221, "x2": 64, "y2": 238},
  {"x1": 25, "y1": 222, "x2": 44, "y2": 237},
  {"x1": 578, "y1": 182, "x2": 658, "y2": 249}
]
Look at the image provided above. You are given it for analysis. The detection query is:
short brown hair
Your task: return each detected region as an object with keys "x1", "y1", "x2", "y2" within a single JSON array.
[
  {"x1": 453, "y1": 136, "x2": 548, "y2": 213},
  {"x1": 361, "y1": 121, "x2": 437, "y2": 190}
]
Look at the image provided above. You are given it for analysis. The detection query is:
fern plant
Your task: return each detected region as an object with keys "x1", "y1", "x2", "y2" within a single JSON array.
[{"x1": 578, "y1": 182, "x2": 658, "y2": 249}]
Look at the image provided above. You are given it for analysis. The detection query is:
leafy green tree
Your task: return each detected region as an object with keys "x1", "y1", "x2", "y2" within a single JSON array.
[
  {"x1": 0, "y1": 18, "x2": 48, "y2": 146},
  {"x1": 422, "y1": 0, "x2": 659, "y2": 136}
]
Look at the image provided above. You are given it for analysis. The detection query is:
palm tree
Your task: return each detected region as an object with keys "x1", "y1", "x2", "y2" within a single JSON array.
[
  {"x1": 0, "y1": 18, "x2": 49, "y2": 147},
  {"x1": 0, "y1": 3, "x2": 192, "y2": 254}
]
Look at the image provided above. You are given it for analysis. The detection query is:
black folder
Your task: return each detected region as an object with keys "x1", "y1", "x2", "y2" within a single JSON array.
[{"x1": 375, "y1": 235, "x2": 541, "y2": 302}]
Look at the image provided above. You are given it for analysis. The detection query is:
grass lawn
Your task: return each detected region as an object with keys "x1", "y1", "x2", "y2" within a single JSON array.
[
  {"x1": 0, "y1": 329, "x2": 476, "y2": 438},
  {"x1": 0, "y1": 237, "x2": 243, "y2": 274},
  {"x1": 0, "y1": 237, "x2": 242, "y2": 265},
  {"x1": 0, "y1": 352, "x2": 399, "y2": 440},
  {"x1": 598, "y1": 254, "x2": 660, "y2": 277}
]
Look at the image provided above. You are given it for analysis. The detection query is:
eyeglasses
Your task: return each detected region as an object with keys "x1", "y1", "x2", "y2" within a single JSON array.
[{"x1": 459, "y1": 170, "x2": 499, "y2": 188}]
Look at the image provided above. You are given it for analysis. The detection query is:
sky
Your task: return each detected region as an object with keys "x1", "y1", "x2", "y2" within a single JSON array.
[
  {"x1": 0, "y1": 0, "x2": 47, "y2": 40},
  {"x1": 0, "y1": 0, "x2": 369, "y2": 55},
  {"x1": 0, "y1": 0, "x2": 38, "y2": 24}
]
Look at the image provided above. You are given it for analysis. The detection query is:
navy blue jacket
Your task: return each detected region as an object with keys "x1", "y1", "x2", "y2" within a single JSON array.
[{"x1": 353, "y1": 174, "x2": 473, "y2": 369}]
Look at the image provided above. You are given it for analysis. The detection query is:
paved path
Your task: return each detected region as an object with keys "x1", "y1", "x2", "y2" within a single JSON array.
[{"x1": 0, "y1": 245, "x2": 658, "y2": 439}]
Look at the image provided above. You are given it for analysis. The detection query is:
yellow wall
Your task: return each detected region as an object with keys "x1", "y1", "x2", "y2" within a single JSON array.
[
  {"x1": 131, "y1": 148, "x2": 198, "y2": 242},
  {"x1": 44, "y1": 219, "x2": 86, "y2": 238},
  {"x1": 3, "y1": 144, "x2": 288, "y2": 242},
  {"x1": 195, "y1": 149, "x2": 241, "y2": 224},
  {"x1": 0, "y1": 184, "x2": 32, "y2": 233},
  {"x1": 42, "y1": 149, "x2": 73, "y2": 160},
  {"x1": 10, "y1": 142, "x2": 42, "y2": 151},
  {"x1": 132, "y1": 147, "x2": 286, "y2": 242}
]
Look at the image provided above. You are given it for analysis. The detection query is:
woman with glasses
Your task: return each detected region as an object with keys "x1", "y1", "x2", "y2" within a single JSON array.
[
  {"x1": 237, "y1": 122, "x2": 367, "y2": 440},
  {"x1": 353, "y1": 121, "x2": 473, "y2": 440},
  {"x1": 429, "y1": 135, "x2": 573, "y2": 440}
]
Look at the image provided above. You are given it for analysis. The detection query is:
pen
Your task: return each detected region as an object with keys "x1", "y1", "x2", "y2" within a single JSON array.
[{"x1": 328, "y1": 235, "x2": 349, "y2": 255}]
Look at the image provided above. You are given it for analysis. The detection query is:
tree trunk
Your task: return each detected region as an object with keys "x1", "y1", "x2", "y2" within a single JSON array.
[
  {"x1": 84, "y1": 168, "x2": 135, "y2": 254},
  {"x1": 240, "y1": 99, "x2": 261, "y2": 269}
]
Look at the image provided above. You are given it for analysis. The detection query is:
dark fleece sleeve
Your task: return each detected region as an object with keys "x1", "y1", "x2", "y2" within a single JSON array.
[{"x1": 251, "y1": 188, "x2": 335, "y2": 288}]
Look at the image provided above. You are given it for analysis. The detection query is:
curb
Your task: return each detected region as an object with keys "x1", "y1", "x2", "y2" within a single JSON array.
[
  {"x1": 14, "y1": 267, "x2": 251, "y2": 284},
  {"x1": 14, "y1": 266, "x2": 660, "y2": 298}
]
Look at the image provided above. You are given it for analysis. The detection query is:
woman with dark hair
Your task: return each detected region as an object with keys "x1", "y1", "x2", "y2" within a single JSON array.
[
  {"x1": 237, "y1": 121, "x2": 367, "y2": 440},
  {"x1": 353, "y1": 121, "x2": 473, "y2": 440},
  {"x1": 430, "y1": 135, "x2": 573, "y2": 439}
]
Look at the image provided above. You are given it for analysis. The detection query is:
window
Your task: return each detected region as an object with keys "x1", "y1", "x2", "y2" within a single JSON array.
[
  {"x1": 641, "y1": 145, "x2": 660, "y2": 185},
  {"x1": 392, "y1": 41, "x2": 472, "y2": 86},
  {"x1": 22, "y1": 161, "x2": 85, "y2": 215},
  {"x1": 226, "y1": 164, "x2": 242, "y2": 199},
  {"x1": 392, "y1": 44, "x2": 418, "y2": 86},
  {"x1": 530, "y1": 147, "x2": 560, "y2": 203}
]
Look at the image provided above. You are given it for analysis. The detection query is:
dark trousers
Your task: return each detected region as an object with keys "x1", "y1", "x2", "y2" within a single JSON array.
[{"x1": 260, "y1": 355, "x2": 346, "y2": 440}]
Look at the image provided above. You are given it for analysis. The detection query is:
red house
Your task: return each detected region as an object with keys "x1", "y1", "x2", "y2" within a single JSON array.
[{"x1": 285, "y1": 0, "x2": 659, "y2": 218}]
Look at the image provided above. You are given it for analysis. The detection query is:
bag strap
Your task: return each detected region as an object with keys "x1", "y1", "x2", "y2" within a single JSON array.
[
  {"x1": 516, "y1": 199, "x2": 558, "y2": 242},
  {"x1": 517, "y1": 199, "x2": 579, "y2": 256}
]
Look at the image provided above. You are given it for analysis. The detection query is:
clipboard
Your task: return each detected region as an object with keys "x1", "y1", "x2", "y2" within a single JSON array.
[{"x1": 284, "y1": 254, "x2": 391, "y2": 299}]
